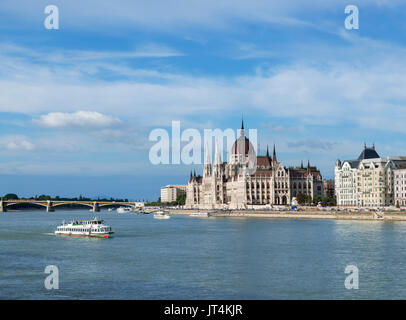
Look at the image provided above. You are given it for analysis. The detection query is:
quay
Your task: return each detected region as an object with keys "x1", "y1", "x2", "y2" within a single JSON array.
[
  {"x1": 0, "y1": 199, "x2": 140, "y2": 212},
  {"x1": 167, "y1": 209, "x2": 406, "y2": 221}
]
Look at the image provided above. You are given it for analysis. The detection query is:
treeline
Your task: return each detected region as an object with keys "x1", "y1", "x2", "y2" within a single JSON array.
[
  {"x1": 145, "y1": 193, "x2": 186, "y2": 207},
  {"x1": 296, "y1": 194, "x2": 336, "y2": 206}
]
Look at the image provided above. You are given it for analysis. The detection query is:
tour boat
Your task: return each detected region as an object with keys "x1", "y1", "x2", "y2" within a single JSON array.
[
  {"x1": 189, "y1": 211, "x2": 212, "y2": 218},
  {"x1": 153, "y1": 211, "x2": 171, "y2": 220},
  {"x1": 117, "y1": 206, "x2": 132, "y2": 213},
  {"x1": 54, "y1": 217, "x2": 114, "y2": 238}
]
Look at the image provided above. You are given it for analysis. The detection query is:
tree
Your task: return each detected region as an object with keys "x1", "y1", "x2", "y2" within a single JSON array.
[
  {"x1": 176, "y1": 193, "x2": 186, "y2": 206},
  {"x1": 37, "y1": 195, "x2": 51, "y2": 200},
  {"x1": 312, "y1": 195, "x2": 319, "y2": 205},
  {"x1": 296, "y1": 193, "x2": 306, "y2": 205},
  {"x1": 3, "y1": 193, "x2": 19, "y2": 200}
]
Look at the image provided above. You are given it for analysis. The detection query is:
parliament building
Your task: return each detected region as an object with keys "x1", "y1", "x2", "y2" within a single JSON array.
[{"x1": 185, "y1": 122, "x2": 324, "y2": 209}]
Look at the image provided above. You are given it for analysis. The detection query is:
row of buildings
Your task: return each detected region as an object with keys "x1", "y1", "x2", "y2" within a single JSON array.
[
  {"x1": 335, "y1": 144, "x2": 406, "y2": 207},
  {"x1": 160, "y1": 122, "x2": 405, "y2": 209}
]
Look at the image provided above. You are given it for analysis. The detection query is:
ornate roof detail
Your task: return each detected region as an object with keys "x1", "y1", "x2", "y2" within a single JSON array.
[{"x1": 358, "y1": 144, "x2": 380, "y2": 160}]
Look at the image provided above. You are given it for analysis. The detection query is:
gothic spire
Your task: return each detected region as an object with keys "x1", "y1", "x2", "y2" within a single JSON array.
[
  {"x1": 272, "y1": 144, "x2": 277, "y2": 163},
  {"x1": 204, "y1": 142, "x2": 211, "y2": 165},
  {"x1": 203, "y1": 142, "x2": 212, "y2": 177},
  {"x1": 266, "y1": 145, "x2": 269, "y2": 157},
  {"x1": 214, "y1": 140, "x2": 222, "y2": 166}
]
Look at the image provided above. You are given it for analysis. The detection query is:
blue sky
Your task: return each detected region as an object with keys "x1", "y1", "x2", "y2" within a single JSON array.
[{"x1": 1, "y1": 0, "x2": 406, "y2": 200}]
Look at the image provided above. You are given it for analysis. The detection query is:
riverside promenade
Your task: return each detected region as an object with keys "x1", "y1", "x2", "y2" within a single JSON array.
[{"x1": 168, "y1": 208, "x2": 406, "y2": 221}]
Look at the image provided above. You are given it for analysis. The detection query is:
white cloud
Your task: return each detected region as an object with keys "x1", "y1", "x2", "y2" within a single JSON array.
[
  {"x1": 34, "y1": 111, "x2": 121, "y2": 129},
  {"x1": 0, "y1": 136, "x2": 35, "y2": 151}
]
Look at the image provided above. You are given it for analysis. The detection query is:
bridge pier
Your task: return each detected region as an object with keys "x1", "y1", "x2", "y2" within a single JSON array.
[
  {"x1": 0, "y1": 200, "x2": 6, "y2": 212},
  {"x1": 92, "y1": 202, "x2": 100, "y2": 212},
  {"x1": 46, "y1": 200, "x2": 55, "y2": 212}
]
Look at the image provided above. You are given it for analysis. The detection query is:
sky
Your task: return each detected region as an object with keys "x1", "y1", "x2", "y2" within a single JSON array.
[{"x1": 1, "y1": 0, "x2": 406, "y2": 200}]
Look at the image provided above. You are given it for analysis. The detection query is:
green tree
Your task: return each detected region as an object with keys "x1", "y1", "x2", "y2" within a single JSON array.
[
  {"x1": 296, "y1": 193, "x2": 305, "y2": 205},
  {"x1": 37, "y1": 195, "x2": 51, "y2": 200},
  {"x1": 3, "y1": 193, "x2": 19, "y2": 200},
  {"x1": 176, "y1": 193, "x2": 186, "y2": 206}
]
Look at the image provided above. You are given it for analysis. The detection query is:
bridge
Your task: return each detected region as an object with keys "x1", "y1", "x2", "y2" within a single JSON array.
[{"x1": 0, "y1": 200, "x2": 142, "y2": 212}]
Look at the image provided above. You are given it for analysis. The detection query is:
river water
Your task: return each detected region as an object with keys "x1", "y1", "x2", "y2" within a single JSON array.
[{"x1": 1, "y1": 209, "x2": 406, "y2": 299}]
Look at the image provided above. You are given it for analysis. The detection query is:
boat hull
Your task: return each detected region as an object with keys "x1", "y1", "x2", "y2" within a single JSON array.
[
  {"x1": 55, "y1": 232, "x2": 114, "y2": 238},
  {"x1": 153, "y1": 215, "x2": 170, "y2": 220}
]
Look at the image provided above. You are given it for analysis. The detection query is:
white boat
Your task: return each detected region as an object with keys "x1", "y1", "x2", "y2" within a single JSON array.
[
  {"x1": 107, "y1": 208, "x2": 113, "y2": 212},
  {"x1": 54, "y1": 217, "x2": 114, "y2": 238},
  {"x1": 153, "y1": 211, "x2": 171, "y2": 219},
  {"x1": 189, "y1": 211, "x2": 212, "y2": 217},
  {"x1": 117, "y1": 206, "x2": 132, "y2": 213}
]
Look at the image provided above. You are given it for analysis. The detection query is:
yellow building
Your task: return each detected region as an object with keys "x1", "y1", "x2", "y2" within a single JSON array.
[{"x1": 160, "y1": 185, "x2": 187, "y2": 203}]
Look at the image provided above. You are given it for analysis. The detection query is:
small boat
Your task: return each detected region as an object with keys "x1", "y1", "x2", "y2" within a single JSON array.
[
  {"x1": 107, "y1": 208, "x2": 113, "y2": 212},
  {"x1": 54, "y1": 217, "x2": 114, "y2": 238},
  {"x1": 153, "y1": 210, "x2": 171, "y2": 220},
  {"x1": 117, "y1": 207, "x2": 132, "y2": 213},
  {"x1": 189, "y1": 211, "x2": 212, "y2": 218}
]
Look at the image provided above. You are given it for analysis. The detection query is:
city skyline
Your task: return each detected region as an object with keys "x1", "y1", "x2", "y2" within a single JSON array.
[{"x1": 1, "y1": 1, "x2": 406, "y2": 200}]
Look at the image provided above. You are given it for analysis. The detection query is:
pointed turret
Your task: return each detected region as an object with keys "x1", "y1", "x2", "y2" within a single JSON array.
[
  {"x1": 203, "y1": 143, "x2": 212, "y2": 177},
  {"x1": 301, "y1": 160, "x2": 304, "y2": 169},
  {"x1": 213, "y1": 140, "x2": 223, "y2": 178},
  {"x1": 272, "y1": 144, "x2": 277, "y2": 164},
  {"x1": 214, "y1": 141, "x2": 222, "y2": 166},
  {"x1": 266, "y1": 145, "x2": 269, "y2": 157}
]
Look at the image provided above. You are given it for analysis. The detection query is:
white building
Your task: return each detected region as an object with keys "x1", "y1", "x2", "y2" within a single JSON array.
[
  {"x1": 160, "y1": 185, "x2": 187, "y2": 203},
  {"x1": 186, "y1": 122, "x2": 324, "y2": 209},
  {"x1": 394, "y1": 167, "x2": 406, "y2": 206},
  {"x1": 335, "y1": 145, "x2": 406, "y2": 207}
]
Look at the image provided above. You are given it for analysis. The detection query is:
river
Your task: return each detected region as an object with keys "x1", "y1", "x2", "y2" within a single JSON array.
[{"x1": 1, "y1": 209, "x2": 406, "y2": 299}]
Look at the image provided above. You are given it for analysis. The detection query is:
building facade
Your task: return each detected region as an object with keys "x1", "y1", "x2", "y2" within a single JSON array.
[
  {"x1": 323, "y1": 179, "x2": 335, "y2": 198},
  {"x1": 185, "y1": 122, "x2": 324, "y2": 209},
  {"x1": 394, "y1": 167, "x2": 406, "y2": 206},
  {"x1": 160, "y1": 185, "x2": 187, "y2": 203},
  {"x1": 335, "y1": 145, "x2": 406, "y2": 207}
]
